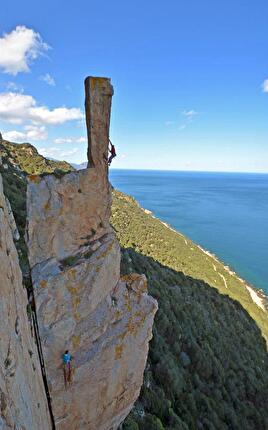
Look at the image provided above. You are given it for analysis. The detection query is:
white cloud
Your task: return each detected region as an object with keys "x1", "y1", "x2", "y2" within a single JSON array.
[
  {"x1": 30, "y1": 106, "x2": 83, "y2": 125},
  {"x1": 24, "y1": 125, "x2": 47, "y2": 140},
  {"x1": 5, "y1": 81, "x2": 24, "y2": 92},
  {"x1": 262, "y1": 79, "x2": 268, "y2": 93},
  {"x1": 0, "y1": 26, "x2": 49, "y2": 75},
  {"x1": 40, "y1": 73, "x2": 55, "y2": 86},
  {"x1": 54, "y1": 136, "x2": 86, "y2": 144},
  {"x1": 182, "y1": 109, "x2": 199, "y2": 120},
  {"x1": 39, "y1": 147, "x2": 79, "y2": 159},
  {"x1": 54, "y1": 137, "x2": 73, "y2": 144},
  {"x1": 3, "y1": 125, "x2": 47, "y2": 142},
  {"x1": 76, "y1": 136, "x2": 87, "y2": 143},
  {"x1": 179, "y1": 110, "x2": 200, "y2": 130},
  {"x1": 0, "y1": 93, "x2": 33, "y2": 124},
  {"x1": 0, "y1": 92, "x2": 83, "y2": 125}
]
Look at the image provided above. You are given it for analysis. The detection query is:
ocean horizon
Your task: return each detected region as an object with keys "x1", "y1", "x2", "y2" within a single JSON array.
[
  {"x1": 111, "y1": 168, "x2": 268, "y2": 175},
  {"x1": 110, "y1": 169, "x2": 268, "y2": 295}
]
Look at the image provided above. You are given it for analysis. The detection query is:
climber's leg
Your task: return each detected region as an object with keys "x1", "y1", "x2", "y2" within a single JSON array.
[
  {"x1": 63, "y1": 365, "x2": 67, "y2": 389},
  {"x1": 67, "y1": 362, "x2": 72, "y2": 384}
]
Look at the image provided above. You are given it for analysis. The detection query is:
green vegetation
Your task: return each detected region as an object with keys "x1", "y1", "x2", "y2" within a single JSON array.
[
  {"x1": 60, "y1": 255, "x2": 80, "y2": 268},
  {"x1": 111, "y1": 191, "x2": 268, "y2": 430},
  {"x1": 0, "y1": 140, "x2": 73, "y2": 175},
  {"x1": 0, "y1": 139, "x2": 267, "y2": 429},
  {"x1": 0, "y1": 156, "x2": 28, "y2": 269}
]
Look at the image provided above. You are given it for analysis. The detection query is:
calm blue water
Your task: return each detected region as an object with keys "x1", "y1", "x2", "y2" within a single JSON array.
[{"x1": 110, "y1": 170, "x2": 268, "y2": 294}]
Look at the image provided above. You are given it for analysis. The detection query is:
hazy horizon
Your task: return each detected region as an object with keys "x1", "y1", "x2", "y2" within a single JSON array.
[{"x1": 71, "y1": 161, "x2": 268, "y2": 175}]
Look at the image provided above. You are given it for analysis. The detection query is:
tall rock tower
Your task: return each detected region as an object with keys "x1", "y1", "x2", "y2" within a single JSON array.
[{"x1": 26, "y1": 77, "x2": 157, "y2": 429}]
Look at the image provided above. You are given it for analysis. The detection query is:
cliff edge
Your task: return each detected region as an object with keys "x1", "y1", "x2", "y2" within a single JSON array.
[
  {"x1": 0, "y1": 174, "x2": 51, "y2": 429},
  {"x1": 25, "y1": 77, "x2": 157, "y2": 429}
]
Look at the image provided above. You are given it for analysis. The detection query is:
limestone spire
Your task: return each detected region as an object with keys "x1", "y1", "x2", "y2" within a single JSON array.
[{"x1": 84, "y1": 76, "x2": 114, "y2": 168}]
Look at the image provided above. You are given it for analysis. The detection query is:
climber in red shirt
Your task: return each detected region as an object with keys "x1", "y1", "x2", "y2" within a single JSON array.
[{"x1": 108, "y1": 140, "x2": 116, "y2": 166}]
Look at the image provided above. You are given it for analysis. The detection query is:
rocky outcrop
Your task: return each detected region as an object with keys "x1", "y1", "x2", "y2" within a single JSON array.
[
  {"x1": 85, "y1": 77, "x2": 113, "y2": 167},
  {"x1": 0, "y1": 175, "x2": 51, "y2": 430},
  {"x1": 26, "y1": 77, "x2": 157, "y2": 429},
  {"x1": 26, "y1": 167, "x2": 112, "y2": 266}
]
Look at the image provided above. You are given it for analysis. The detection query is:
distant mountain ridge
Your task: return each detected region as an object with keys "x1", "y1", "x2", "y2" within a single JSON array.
[{"x1": 71, "y1": 161, "x2": 88, "y2": 170}]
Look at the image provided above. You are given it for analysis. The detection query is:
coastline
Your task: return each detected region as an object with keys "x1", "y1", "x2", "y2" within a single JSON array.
[
  {"x1": 196, "y1": 245, "x2": 267, "y2": 312},
  {"x1": 142, "y1": 206, "x2": 268, "y2": 313}
]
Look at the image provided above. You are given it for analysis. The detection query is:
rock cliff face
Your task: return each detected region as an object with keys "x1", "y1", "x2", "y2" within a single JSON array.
[
  {"x1": 26, "y1": 77, "x2": 157, "y2": 429},
  {"x1": 0, "y1": 175, "x2": 51, "y2": 430}
]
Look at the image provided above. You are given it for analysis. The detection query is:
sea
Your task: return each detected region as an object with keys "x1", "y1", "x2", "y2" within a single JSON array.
[{"x1": 109, "y1": 169, "x2": 268, "y2": 295}]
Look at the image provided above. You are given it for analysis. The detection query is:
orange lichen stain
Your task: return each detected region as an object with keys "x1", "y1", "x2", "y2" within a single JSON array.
[
  {"x1": 113, "y1": 310, "x2": 123, "y2": 320},
  {"x1": 28, "y1": 175, "x2": 41, "y2": 184},
  {"x1": 119, "y1": 329, "x2": 128, "y2": 342},
  {"x1": 72, "y1": 296, "x2": 81, "y2": 309},
  {"x1": 40, "y1": 280, "x2": 47, "y2": 289},
  {"x1": 134, "y1": 311, "x2": 146, "y2": 327},
  {"x1": 67, "y1": 286, "x2": 77, "y2": 296},
  {"x1": 123, "y1": 292, "x2": 132, "y2": 312},
  {"x1": 44, "y1": 201, "x2": 50, "y2": 211},
  {"x1": 125, "y1": 318, "x2": 139, "y2": 337},
  {"x1": 96, "y1": 241, "x2": 115, "y2": 261},
  {"x1": 121, "y1": 273, "x2": 140, "y2": 283},
  {"x1": 139, "y1": 279, "x2": 148, "y2": 293},
  {"x1": 72, "y1": 335, "x2": 81, "y2": 350},
  {"x1": 119, "y1": 315, "x2": 135, "y2": 341},
  {"x1": 136, "y1": 284, "x2": 147, "y2": 304},
  {"x1": 118, "y1": 311, "x2": 146, "y2": 342},
  {"x1": 67, "y1": 282, "x2": 83, "y2": 318},
  {"x1": 74, "y1": 312, "x2": 81, "y2": 322},
  {"x1": 67, "y1": 282, "x2": 83, "y2": 297},
  {"x1": 68, "y1": 269, "x2": 77, "y2": 281},
  {"x1": 115, "y1": 344, "x2": 123, "y2": 360}
]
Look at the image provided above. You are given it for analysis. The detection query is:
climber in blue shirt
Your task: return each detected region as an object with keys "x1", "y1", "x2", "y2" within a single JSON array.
[
  {"x1": 63, "y1": 351, "x2": 71, "y2": 364},
  {"x1": 62, "y1": 350, "x2": 72, "y2": 388}
]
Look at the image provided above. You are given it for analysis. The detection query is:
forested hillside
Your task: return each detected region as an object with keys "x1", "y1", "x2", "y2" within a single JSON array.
[
  {"x1": 112, "y1": 191, "x2": 268, "y2": 430},
  {"x1": 111, "y1": 191, "x2": 268, "y2": 429}
]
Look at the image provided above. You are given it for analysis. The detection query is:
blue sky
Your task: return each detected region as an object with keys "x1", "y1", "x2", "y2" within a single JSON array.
[{"x1": 0, "y1": 0, "x2": 267, "y2": 172}]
